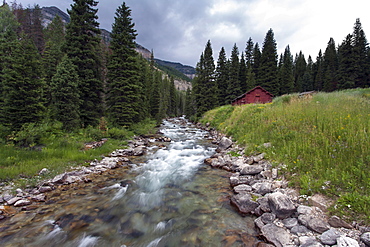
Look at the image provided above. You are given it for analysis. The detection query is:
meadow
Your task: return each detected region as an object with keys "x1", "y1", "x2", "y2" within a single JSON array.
[
  {"x1": 0, "y1": 118, "x2": 157, "y2": 188},
  {"x1": 201, "y1": 89, "x2": 370, "y2": 224}
]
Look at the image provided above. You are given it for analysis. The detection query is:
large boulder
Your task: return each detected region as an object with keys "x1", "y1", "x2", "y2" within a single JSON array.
[
  {"x1": 230, "y1": 193, "x2": 259, "y2": 215},
  {"x1": 268, "y1": 192, "x2": 296, "y2": 219},
  {"x1": 319, "y1": 229, "x2": 341, "y2": 245},
  {"x1": 240, "y1": 165, "x2": 264, "y2": 175},
  {"x1": 216, "y1": 137, "x2": 233, "y2": 152},
  {"x1": 337, "y1": 236, "x2": 359, "y2": 247},
  {"x1": 261, "y1": 223, "x2": 291, "y2": 247},
  {"x1": 360, "y1": 232, "x2": 370, "y2": 246},
  {"x1": 298, "y1": 214, "x2": 330, "y2": 234}
]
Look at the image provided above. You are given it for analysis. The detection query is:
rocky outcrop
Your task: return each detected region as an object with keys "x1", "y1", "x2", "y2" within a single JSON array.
[{"x1": 201, "y1": 123, "x2": 369, "y2": 247}]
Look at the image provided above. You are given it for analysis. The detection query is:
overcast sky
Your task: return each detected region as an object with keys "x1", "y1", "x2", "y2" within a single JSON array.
[{"x1": 14, "y1": 0, "x2": 370, "y2": 67}]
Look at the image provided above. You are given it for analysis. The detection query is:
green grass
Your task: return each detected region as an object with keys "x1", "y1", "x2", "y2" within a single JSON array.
[
  {"x1": 201, "y1": 88, "x2": 370, "y2": 224},
  {"x1": 0, "y1": 119, "x2": 157, "y2": 187}
]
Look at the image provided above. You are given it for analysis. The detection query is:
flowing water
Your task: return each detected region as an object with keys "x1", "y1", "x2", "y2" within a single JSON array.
[{"x1": 0, "y1": 118, "x2": 259, "y2": 246}]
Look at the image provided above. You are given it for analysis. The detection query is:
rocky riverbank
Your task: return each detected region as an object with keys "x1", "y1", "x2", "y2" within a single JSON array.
[
  {"x1": 199, "y1": 122, "x2": 370, "y2": 247},
  {"x1": 0, "y1": 133, "x2": 171, "y2": 221}
]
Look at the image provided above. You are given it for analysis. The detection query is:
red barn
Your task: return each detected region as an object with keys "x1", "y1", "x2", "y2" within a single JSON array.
[{"x1": 231, "y1": 86, "x2": 273, "y2": 106}]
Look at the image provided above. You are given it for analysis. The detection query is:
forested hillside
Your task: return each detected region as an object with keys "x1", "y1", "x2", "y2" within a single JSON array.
[
  {"x1": 0, "y1": 1, "x2": 187, "y2": 141},
  {"x1": 190, "y1": 20, "x2": 370, "y2": 118}
]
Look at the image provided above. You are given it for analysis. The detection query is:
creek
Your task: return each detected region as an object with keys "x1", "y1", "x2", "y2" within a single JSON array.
[{"x1": 0, "y1": 118, "x2": 259, "y2": 246}]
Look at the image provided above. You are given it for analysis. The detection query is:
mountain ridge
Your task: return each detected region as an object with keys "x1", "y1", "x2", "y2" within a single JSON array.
[{"x1": 40, "y1": 6, "x2": 195, "y2": 82}]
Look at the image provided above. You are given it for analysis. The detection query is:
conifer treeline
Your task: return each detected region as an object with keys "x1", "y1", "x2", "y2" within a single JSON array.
[
  {"x1": 191, "y1": 19, "x2": 370, "y2": 117},
  {"x1": 0, "y1": 1, "x2": 185, "y2": 133}
]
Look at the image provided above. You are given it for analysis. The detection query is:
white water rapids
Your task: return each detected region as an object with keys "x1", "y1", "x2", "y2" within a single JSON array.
[{"x1": 0, "y1": 118, "x2": 258, "y2": 246}]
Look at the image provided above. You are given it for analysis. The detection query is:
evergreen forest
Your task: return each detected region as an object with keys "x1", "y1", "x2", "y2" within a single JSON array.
[
  {"x1": 1, "y1": 0, "x2": 369, "y2": 142},
  {"x1": 191, "y1": 20, "x2": 370, "y2": 117},
  {"x1": 0, "y1": 0, "x2": 185, "y2": 146}
]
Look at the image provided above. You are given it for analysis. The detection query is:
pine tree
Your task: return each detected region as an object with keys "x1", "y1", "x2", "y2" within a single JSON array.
[
  {"x1": 259, "y1": 29, "x2": 278, "y2": 95},
  {"x1": 245, "y1": 37, "x2": 256, "y2": 91},
  {"x1": 107, "y1": 2, "x2": 142, "y2": 127},
  {"x1": 64, "y1": 0, "x2": 103, "y2": 127},
  {"x1": 193, "y1": 40, "x2": 217, "y2": 116},
  {"x1": 338, "y1": 34, "x2": 355, "y2": 89},
  {"x1": 215, "y1": 47, "x2": 228, "y2": 105},
  {"x1": 42, "y1": 15, "x2": 66, "y2": 106},
  {"x1": 239, "y1": 52, "x2": 247, "y2": 93},
  {"x1": 302, "y1": 56, "x2": 314, "y2": 91},
  {"x1": 253, "y1": 43, "x2": 261, "y2": 83},
  {"x1": 0, "y1": 3, "x2": 20, "y2": 124},
  {"x1": 278, "y1": 45, "x2": 294, "y2": 95},
  {"x1": 352, "y1": 18, "x2": 369, "y2": 88},
  {"x1": 2, "y1": 34, "x2": 45, "y2": 130},
  {"x1": 226, "y1": 43, "x2": 241, "y2": 102},
  {"x1": 294, "y1": 51, "x2": 307, "y2": 92},
  {"x1": 51, "y1": 56, "x2": 80, "y2": 130},
  {"x1": 323, "y1": 38, "x2": 338, "y2": 91},
  {"x1": 313, "y1": 50, "x2": 324, "y2": 91}
]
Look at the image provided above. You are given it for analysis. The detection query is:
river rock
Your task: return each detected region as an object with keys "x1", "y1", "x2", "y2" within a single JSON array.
[
  {"x1": 39, "y1": 186, "x2": 53, "y2": 193},
  {"x1": 290, "y1": 225, "x2": 310, "y2": 235},
  {"x1": 229, "y1": 174, "x2": 254, "y2": 186},
  {"x1": 261, "y1": 223, "x2": 291, "y2": 247},
  {"x1": 308, "y1": 194, "x2": 330, "y2": 212},
  {"x1": 14, "y1": 199, "x2": 31, "y2": 207},
  {"x1": 216, "y1": 137, "x2": 233, "y2": 152},
  {"x1": 31, "y1": 194, "x2": 46, "y2": 202},
  {"x1": 253, "y1": 153, "x2": 265, "y2": 162},
  {"x1": 51, "y1": 173, "x2": 68, "y2": 184},
  {"x1": 39, "y1": 168, "x2": 50, "y2": 175},
  {"x1": 268, "y1": 192, "x2": 296, "y2": 219},
  {"x1": 230, "y1": 193, "x2": 259, "y2": 215},
  {"x1": 257, "y1": 197, "x2": 271, "y2": 213},
  {"x1": 240, "y1": 165, "x2": 264, "y2": 175},
  {"x1": 233, "y1": 184, "x2": 252, "y2": 194},
  {"x1": 299, "y1": 236, "x2": 323, "y2": 247},
  {"x1": 297, "y1": 205, "x2": 313, "y2": 215},
  {"x1": 6, "y1": 197, "x2": 22, "y2": 205},
  {"x1": 252, "y1": 182, "x2": 272, "y2": 195},
  {"x1": 298, "y1": 214, "x2": 330, "y2": 234},
  {"x1": 319, "y1": 228, "x2": 341, "y2": 245},
  {"x1": 360, "y1": 232, "x2": 370, "y2": 246},
  {"x1": 328, "y1": 215, "x2": 353, "y2": 229},
  {"x1": 261, "y1": 213, "x2": 276, "y2": 224},
  {"x1": 282, "y1": 217, "x2": 298, "y2": 229},
  {"x1": 337, "y1": 236, "x2": 360, "y2": 247}
]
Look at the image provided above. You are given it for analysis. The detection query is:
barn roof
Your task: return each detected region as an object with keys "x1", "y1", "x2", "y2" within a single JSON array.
[{"x1": 231, "y1": 86, "x2": 274, "y2": 103}]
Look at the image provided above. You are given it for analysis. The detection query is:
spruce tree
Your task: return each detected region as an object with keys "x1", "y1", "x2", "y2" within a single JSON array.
[
  {"x1": 338, "y1": 34, "x2": 355, "y2": 89},
  {"x1": 323, "y1": 38, "x2": 338, "y2": 91},
  {"x1": 279, "y1": 45, "x2": 294, "y2": 95},
  {"x1": 253, "y1": 43, "x2": 261, "y2": 83},
  {"x1": 352, "y1": 18, "x2": 369, "y2": 88},
  {"x1": 107, "y1": 2, "x2": 142, "y2": 127},
  {"x1": 0, "y1": 3, "x2": 20, "y2": 124},
  {"x1": 215, "y1": 47, "x2": 228, "y2": 105},
  {"x1": 259, "y1": 29, "x2": 278, "y2": 95},
  {"x1": 245, "y1": 38, "x2": 256, "y2": 91},
  {"x1": 302, "y1": 56, "x2": 314, "y2": 91},
  {"x1": 2, "y1": 34, "x2": 45, "y2": 130},
  {"x1": 193, "y1": 40, "x2": 217, "y2": 116},
  {"x1": 64, "y1": 0, "x2": 103, "y2": 127},
  {"x1": 51, "y1": 56, "x2": 80, "y2": 131},
  {"x1": 42, "y1": 15, "x2": 66, "y2": 106},
  {"x1": 226, "y1": 43, "x2": 241, "y2": 102},
  {"x1": 239, "y1": 52, "x2": 247, "y2": 93},
  {"x1": 294, "y1": 51, "x2": 307, "y2": 92}
]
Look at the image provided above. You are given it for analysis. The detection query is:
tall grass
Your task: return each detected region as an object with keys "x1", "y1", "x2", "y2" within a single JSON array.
[
  {"x1": 201, "y1": 89, "x2": 370, "y2": 223},
  {"x1": 0, "y1": 118, "x2": 157, "y2": 186}
]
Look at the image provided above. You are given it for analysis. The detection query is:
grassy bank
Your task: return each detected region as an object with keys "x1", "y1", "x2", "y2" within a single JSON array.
[
  {"x1": 0, "y1": 119, "x2": 157, "y2": 188},
  {"x1": 201, "y1": 89, "x2": 370, "y2": 224}
]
